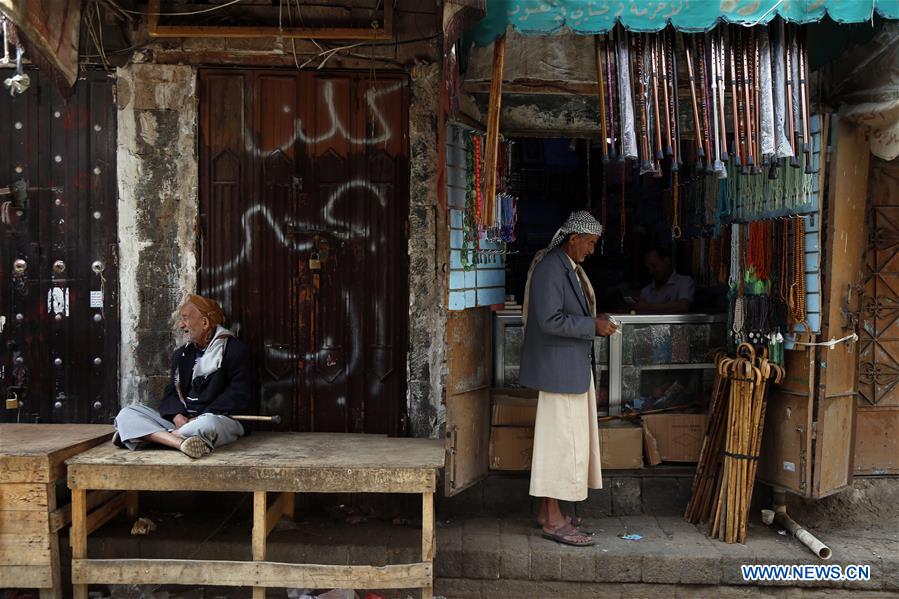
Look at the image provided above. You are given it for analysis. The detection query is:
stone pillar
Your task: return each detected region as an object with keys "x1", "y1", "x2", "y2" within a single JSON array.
[
  {"x1": 407, "y1": 61, "x2": 448, "y2": 439},
  {"x1": 116, "y1": 64, "x2": 198, "y2": 407}
]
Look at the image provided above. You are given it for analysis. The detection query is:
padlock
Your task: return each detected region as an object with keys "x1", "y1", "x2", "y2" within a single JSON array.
[
  {"x1": 6, "y1": 391, "x2": 19, "y2": 410},
  {"x1": 309, "y1": 251, "x2": 321, "y2": 271}
]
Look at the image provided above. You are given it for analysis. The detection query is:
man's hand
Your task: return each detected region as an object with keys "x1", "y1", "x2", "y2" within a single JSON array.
[
  {"x1": 173, "y1": 414, "x2": 190, "y2": 429},
  {"x1": 595, "y1": 315, "x2": 617, "y2": 337}
]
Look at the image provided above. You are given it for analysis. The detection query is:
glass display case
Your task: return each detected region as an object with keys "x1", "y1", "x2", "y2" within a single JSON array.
[{"x1": 493, "y1": 313, "x2": 728, "y2": 415}]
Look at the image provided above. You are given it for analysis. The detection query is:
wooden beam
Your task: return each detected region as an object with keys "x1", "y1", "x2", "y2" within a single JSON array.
[
  {"x1": 72, "y1": 559, "x2": 434, "y2": 589},
  {"x1": 481, "y1": 34, "x2": 506, "y2": 228},
  {"x1": 264, "y1": 492, "x2": 292, "y2": 537},
  {"x1": 421, "y1": 491, "x2": 435, "y2": 599},
  {"x1": 70, "y1": 489, "x2": 87, "y2": 599},
  {"x1": 0, "y1": 565, "x2": 52, "y2": 588},
  {"x1": 147, "y1": 0, "x2": 393, "y2": 40},
  {"x1": 50, "y1": 490, "x2": 119, "y2": 533},
  {"x1": 68, "y1": 464, "x2": 436, "y2": 494},
  {"x1": 252, "y1": 491, "x2": 266, "y2": 599},
  {"x1": 85, "y1": 492, "x2": 128, "y2": 536},
  {"x1": 463, "y1": 79, "x2": 599, "y2": 96}
]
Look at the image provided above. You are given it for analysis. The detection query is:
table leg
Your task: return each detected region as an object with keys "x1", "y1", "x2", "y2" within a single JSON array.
[
  {"x1": 252, "y1": 491, "x2": 266, "y2": 599},
  {"x1": 125, "y1": 490, "x2": 139, "y2": 519},
  {"x1": 40, "y1": 483, "x2": 62, "y2": 599},
  {"x1": 70, "y1": 488, "x2": 87, "y2": 599},
  {"x1": 422, "y1": 491, "x2": 434, "y2": 599}
]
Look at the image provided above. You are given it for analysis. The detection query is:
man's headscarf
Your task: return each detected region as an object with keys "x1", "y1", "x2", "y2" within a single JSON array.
[
  {"x1": 185, "y1": 294, "x2": 225, "y2": 328},
  {"x1": 523, "y1": 211, "x2": 602, "y2": 326},
  {"x1": 547, "y1": 211, "x2": 604, "y2": 250}
]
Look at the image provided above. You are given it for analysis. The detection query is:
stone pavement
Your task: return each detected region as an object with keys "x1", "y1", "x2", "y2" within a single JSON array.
[
  {"x1": 434, "y1": 515, "x2": 899, "y2": 597},
  {"x1": 31, "y1": 506, "x2": 898, "y2": 598}
]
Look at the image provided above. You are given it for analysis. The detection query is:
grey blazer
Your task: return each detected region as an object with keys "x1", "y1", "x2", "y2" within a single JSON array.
[{"x1": 519, "y1": 247, "x2": 596, "y2": 394}]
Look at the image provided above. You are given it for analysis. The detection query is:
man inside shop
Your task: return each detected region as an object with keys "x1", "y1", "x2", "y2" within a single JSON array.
[
  {"x1": 112, "y1": 294, "x2": 252, "y2": 459},
  {"x1": 632, "y1": 245, "x2": 695, "y2": 314}
]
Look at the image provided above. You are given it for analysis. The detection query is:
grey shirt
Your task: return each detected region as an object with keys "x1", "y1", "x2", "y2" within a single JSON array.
[{"x1": 640, "y1": 272, "x2": 695, "y2": 306}]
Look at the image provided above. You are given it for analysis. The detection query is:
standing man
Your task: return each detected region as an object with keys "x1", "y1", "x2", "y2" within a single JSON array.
[
  {"x1": 113, "y1": 294, "x2": 252, "y2": 458},
  {"x1": 520, "y1": 211, "x2": 617, "y2": 547}
]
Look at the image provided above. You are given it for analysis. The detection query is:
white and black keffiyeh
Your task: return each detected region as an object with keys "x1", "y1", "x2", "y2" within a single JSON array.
[
  {"x1": 524, "y1": 211, "x2": 602, "y2": 325},
  {"x1": 547, "y1": 211, "x2": 604, "y2": 250}
]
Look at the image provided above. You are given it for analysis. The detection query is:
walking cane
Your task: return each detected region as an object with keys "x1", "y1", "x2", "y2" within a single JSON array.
[
  {"x1": 729, "y1": 28, "x2": 743, "y2": 171},
  {"x1": 606, "y1": 30, "x2": 618, "y2": 162},
  {"x1": 799, "y1": 30, "x2": 813, "y2": 174},
  {"x1": 635, "y1": 34, "x2": 653, "y2": 172},
  {"x1": 710, "y1": 33, "x2": 725, "y2": 177},
  {"x1": 741, "y1": 29, "x2": 755, "y2": 174},
  {"x1": 685, "y1": 36, "x2": 704, "y2": 169},
  {"x1": 716, "y1": 30, "x2": 729, "y2": 162},
  {"x1": 786, "y1": 25, "x2": 800, "y2": 167},
  {"x1": 595, "y1": 35, "x2": 609, "y2": 163},
  {"x1": 650, "y1": 39, "x2": 664, "y2": 164},
  {"x1": 232, "y1": 414, "x2": 283, "y2": 424},
  {"x1": 660, "y1": 31, "x2": 673, "y2": 158},
  {"x1": 698, "y1": 35, "x2": 713, "y2": 175}
]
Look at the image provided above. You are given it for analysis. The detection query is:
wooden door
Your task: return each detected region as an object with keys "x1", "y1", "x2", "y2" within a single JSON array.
[
  {"x1": 811, "y1": 117, "x2": 868, "y2": 496},
  {"x1": 857, "y1": 156, "x2": 899, "y2": 474},
  {"x1": 444, "y1": 308, "x2": 491, "y2": 496},
  {"x1": 198, "y1": 69, "x2": 409, "y2": 434},
  {"x1": 0, "y1": 69, "x2": 119, "y2": 424}
]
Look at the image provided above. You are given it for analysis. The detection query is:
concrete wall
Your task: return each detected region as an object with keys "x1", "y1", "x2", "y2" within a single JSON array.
[{"x1": 117, "y1": 63, "x2": 198, "y2": 407}]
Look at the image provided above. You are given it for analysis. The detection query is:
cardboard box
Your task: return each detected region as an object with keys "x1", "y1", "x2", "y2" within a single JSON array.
[
  {"x1": 599, "y1": 422, "x2": 643, "y2": 470},
  {"x1": 641, "y1": 413, "x2": 707, "y2": 462},
  {"x1": 489, "y1": 426, "x2": 534, "y2": 471},
  {"x1": 491, "y1": 393, "x2": 538, "y2": 426}
]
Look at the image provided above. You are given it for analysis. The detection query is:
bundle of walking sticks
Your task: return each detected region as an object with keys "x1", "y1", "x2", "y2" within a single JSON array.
[{"x1": 684, "y1": 344, "x2": 784, "y2": 543}]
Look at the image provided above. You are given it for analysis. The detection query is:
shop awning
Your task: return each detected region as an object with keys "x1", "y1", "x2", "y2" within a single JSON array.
[{"x1": 468, "y1": 0, "x2": 899, "y2": 45}]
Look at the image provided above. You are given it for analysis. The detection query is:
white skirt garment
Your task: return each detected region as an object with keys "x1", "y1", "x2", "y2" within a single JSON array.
[{"x1": 529, "y1": 374, "x2": 603, "y2": 502}]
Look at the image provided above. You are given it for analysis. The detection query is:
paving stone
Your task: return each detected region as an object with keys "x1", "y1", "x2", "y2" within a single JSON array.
[
  {"x1": 461, "y1": 516, "x2": 501, "y2": 535},
  {"x1": 498, "y1": 532, "x2": 530, "y2": 580},
  {"x1": 529, "y1": 534, "x2": 562, "y2": 581},
  {"x1": 881, "y1": 557, "x2": 899, "y2": 591},
  {"x1": 576, "y1": 486, "x2": 613, "y2": 518},
  {"x1": 439, "y1": 479, "x2": 484, "y2": 516},
  {"x1": 596, "y1": 551, "x2": 642, "y2": 582},
  {"x1": 559, "y1": 544, "x2": 597, "y2": 582},
  {"x1": 611, "y1": 477, "x2": 642, "y2": 515},
  {"x1": 461, "y1": 532, "x2": 501, "y2": 579},
  {"x1": 435, "y1": 577, "x2": 483, "y2": 599},
  {"x1": 642, "y1": 477, "x2": 685, "y2": 516},
  {"x1": 435, "y1": 522, "x2": 463, "y2": 578},
  {"x1": 484, "y1": 474, "x2": 531, "y2": 516},
  {"x1": 642, "y1": 552, "x2": 686, "y2": 584},
  {"x1": 481, "y1": 579, "x2": 626, "y2": 599},
  {"x1": 840, "y1": 558, "x2": 882, "y2": 591},
  {"x1": 618, "y1": 515, "x2": 667, "y2": 540}
]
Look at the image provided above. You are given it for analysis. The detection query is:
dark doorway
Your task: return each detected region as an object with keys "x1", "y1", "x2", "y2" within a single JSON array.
[
  {"x1": 197, "y1": 69, "x2": 409, "y2": 434},
  {"x1": 0, "y1": 69, "x2": 120, "y2": 424}
]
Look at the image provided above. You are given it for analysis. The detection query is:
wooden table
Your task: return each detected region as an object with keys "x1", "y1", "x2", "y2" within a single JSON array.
[
  {"x1": 0, "y1": 424, "x2": 114, "y2": 598},
  {"x1": 67, "y1": 432, "x2": 445, "y2": 599}
]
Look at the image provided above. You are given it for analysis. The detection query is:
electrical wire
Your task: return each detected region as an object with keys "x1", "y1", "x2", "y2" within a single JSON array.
[{"x1": 116, "y1": 0, "x2": 244, "y2": 17}]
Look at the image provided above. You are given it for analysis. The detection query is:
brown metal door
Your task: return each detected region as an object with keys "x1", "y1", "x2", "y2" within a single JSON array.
[
  {"x1": 198, "y1": 69, "x2": 409, "y2": 434},
  {"x1": 0, "y1": 69, "x2": 120, "y2": 424}
]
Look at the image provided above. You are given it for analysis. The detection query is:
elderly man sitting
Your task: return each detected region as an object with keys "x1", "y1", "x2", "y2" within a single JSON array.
[{"x1": 113, "y1": 294, "x2": 252, "y2": 459}]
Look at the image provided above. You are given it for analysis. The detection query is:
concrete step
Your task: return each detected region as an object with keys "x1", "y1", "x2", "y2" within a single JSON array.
[{"x1": 56, "y1": 510, "x2": 897, "y2": 597}]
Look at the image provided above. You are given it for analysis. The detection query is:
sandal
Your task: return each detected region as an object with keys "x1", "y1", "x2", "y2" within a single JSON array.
[
  {"x1": 535, "y1": 515, "x2": 595, "y2": 536},
  {"x1": 542, "y1": 524, "x2": 595, "y2": 547}
]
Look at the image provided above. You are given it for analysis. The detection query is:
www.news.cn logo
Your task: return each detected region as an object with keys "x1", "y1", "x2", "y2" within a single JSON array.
[{"x1": 742, "y1": 564, "x2": 871, "y2": 582}]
